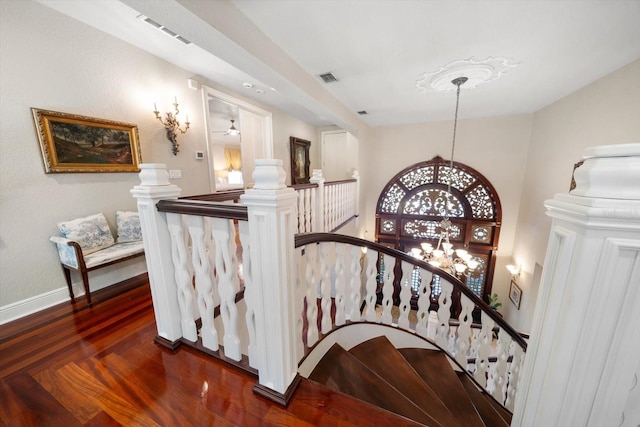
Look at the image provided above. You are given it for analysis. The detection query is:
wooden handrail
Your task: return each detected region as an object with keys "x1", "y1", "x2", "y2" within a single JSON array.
[
  {"x1": 325, "y1": 178, "x2": 357, "y2": 186},
  {"x1": 156, "y1": 199, "x2": 248, "y2": 221},
  {"x1": 295, "y1": 232, "x2": 527, "y2": 351},
  {"x1": 180, "y1": 189, "x2": 245, "y2": 203}
]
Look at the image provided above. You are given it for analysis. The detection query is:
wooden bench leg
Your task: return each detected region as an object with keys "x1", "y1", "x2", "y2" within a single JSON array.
[
  {"x1": 62, "y1": 266, "x2": 74, "y2": 302},
  {"x1": 80, "y1": 268, "x2": 92, "y2": 308}
]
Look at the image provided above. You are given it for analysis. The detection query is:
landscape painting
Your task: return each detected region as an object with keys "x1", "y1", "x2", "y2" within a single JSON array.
[{"x1": 32, "y1": 108, "x2": 142, "y2": 173}]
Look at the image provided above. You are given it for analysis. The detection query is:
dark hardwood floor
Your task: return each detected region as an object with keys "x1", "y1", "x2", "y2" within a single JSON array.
[{"x1": 0, "y1": 275, "x2": 421, "y2": 426}]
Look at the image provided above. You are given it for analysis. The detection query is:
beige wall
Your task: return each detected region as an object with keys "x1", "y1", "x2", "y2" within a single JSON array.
[
  {"x1": 506, "y1": 59, "x2": 640, "y2": 333},
  {"x1": 360, "y1": 114, "x2": 534, "y2": 297},
  {"x1": 0, "y1": 1, "x2": 319, "y2": 316}
]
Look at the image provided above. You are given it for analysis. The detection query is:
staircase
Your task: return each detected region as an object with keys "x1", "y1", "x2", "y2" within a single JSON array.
[{"x1": 308, "y1": 336, "x2": 512, "y2": 427}]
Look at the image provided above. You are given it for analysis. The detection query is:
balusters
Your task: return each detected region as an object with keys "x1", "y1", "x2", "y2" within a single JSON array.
[
  {"x1": 380, "y1": 254, "x2": 395, "y2": 325},
  {"x1": 304, "y1": 188, "x2": 312, "y2": 232},
  {"x1": 473, "y1": 310, "x2": 495, "y2": 388},
  {"x1": 363, "y1": 249, "x2": 379, "y2": 322},
  {"x1": 238, "y1": 220, "x2": 259, "y2": 369},
  {"x1": 166, "y1": 212, "x2": 198, "y2": 342},
  {"x1": 318, "y1": 242, "x2": 333, "y2": 334},
  {"x1": 455, "y1": 293, "x2": 475, "y2": 367},
  {"x1": 489, "y1": 328, "x2": 512, "y2": 405},
  {"x1": 348, "y1": 245, "x2": 363, "y2": 322},
  {"x1": 186, "y1": 215, "x2": 219, "y2": 351},
  {"x1": 294, "y1": 246, "x2": 306, "y2": 362},
  {"x1": 397, "y1": 262, "x2": 413, "y2": 329},
  {"x1": 435, "y1": 279, "x2": 453, "y2": 349},
  {"x1": 415, "y1": 268, "x2": 433, "y2": 338},
  {"x1": 304, "y1": 243, "x2": 319, "y2": 347},
  {"x1": 334, "y1": 243, "x2": 347, "y2": 326},
  {"x1": 210, "y1": 217, "x2": 241, "y2": 361},
  {"x1": 297, "y1": 191, "x2": 305, "y2": 233},
  {"x1": 505, "y1": 340, "x2": 525, "y2": 411}
]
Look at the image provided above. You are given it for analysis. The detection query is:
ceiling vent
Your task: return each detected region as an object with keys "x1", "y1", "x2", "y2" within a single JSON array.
[
  {"x1": 138, "y1": 15, "x2": 192, "y2": 46},
  {"x1": 357, "y1": 110, "x2": 368, "y2": 115},
  {"x1": 319, "y1": 72, "x2": 338, "y2": 83}
]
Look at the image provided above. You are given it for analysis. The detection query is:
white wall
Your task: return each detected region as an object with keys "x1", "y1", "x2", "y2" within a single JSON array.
[
  {"x1": 507, "y1": 59, "x2": 640, "y2": 333},
  {"x1": 0, "y1": 1, "x2": 320, "y2": 318}
]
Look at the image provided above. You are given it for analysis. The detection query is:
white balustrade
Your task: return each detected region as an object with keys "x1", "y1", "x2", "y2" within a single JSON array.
[{"x1": 133, "y1": 162, "x2": 521, "y2": 409}]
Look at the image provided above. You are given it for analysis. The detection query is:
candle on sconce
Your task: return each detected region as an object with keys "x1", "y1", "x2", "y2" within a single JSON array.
[{"x1": 153, "y1": 102, "x2": 157, "y2": 111}]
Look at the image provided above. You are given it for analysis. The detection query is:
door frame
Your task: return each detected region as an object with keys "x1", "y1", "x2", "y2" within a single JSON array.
[{"x1": 201, "y1": 85, "x2": 274, "y2": 192}]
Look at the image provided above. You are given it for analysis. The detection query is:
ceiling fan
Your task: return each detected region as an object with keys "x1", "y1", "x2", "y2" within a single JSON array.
[{"x1": 212, "y1": 119, "x2": 240, "y2": 136}]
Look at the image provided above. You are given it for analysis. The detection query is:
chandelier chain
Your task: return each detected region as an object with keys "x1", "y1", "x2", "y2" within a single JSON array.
[{"x1": 445, "y1": 77, "x2": 466, "y2": 220}]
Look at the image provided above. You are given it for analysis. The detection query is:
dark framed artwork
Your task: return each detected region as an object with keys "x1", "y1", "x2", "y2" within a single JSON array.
[
  {"x1": 509, "y1": 279, "x2": 522, "y2": 309},
  {"x1": 290, "y1": 136, "x2": 311, "y2": 184},
  {"x1": 31, "y1": 108, "x2": 142, "y2": 173}
]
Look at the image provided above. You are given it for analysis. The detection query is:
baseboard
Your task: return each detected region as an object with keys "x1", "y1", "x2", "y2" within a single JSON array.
[
  {"x1": 0, "y1": 286, "x2": 74, "y2": 325},
  {"x1": 0, "y1": 262, "x2": 147, "y2": 324}
]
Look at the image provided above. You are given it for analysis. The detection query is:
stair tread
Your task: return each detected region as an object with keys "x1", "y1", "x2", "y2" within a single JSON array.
[
  {"x1": 349, "y1": 336, "x2": 463, "y2": 427},
  {"x1": 399, "y1": 348, "x2": 485, "y2": 427},
  {"x1": 456, "y1": 372, "x2": 511, "y2": 427},
  {"x1": 309, "y1": 343, "x2": 443, "y2": 426}
]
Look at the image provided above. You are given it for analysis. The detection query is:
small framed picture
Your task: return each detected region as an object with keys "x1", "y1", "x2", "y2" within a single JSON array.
[
  {"x1": 290, "y1": 136, "x2": 311, "y2": 185},
  {"x1": 509, "y1": 279, "x2": 522, "y2": 309}
]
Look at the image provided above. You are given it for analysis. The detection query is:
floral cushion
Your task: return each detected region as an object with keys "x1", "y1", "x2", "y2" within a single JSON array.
[
  {"x1": 84, "y1": 241, "x2": 144, "y2": 268},
  {"x1": 116, "y1": 211, "x2": 142, "y2": 243},
  {"x1": 58, "y1": 213, "x2": 115, "y2": 255}
]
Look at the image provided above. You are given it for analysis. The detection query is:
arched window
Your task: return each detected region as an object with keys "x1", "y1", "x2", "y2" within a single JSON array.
[{"x1": 375, "y1": 156, "x2": 502, "y2": 300}]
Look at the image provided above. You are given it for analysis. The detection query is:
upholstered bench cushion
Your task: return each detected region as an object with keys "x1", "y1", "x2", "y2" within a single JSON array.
[
  {"x1": 83, "y1": 241, "x2": 145, "y2": 269},
  {"x1": 58, "y1": 213, "x2": 115, "y2": 255}
]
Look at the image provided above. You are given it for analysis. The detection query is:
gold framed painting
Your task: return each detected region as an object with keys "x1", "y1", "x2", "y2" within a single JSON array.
[{"x1": 31, "y1": 108, "x2": 142, "y2": 173}]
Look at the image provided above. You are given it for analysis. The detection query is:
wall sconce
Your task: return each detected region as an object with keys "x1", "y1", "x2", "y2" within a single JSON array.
[
  {"x1": 153, "y1": 97, "x2": 190, "y2": 155},
  {"x1": 507, "y1": 264, "x2": 522, "y2": 280}
]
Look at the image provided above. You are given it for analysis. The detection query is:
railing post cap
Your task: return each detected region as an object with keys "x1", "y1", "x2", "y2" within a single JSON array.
[
  {"x1": 253, "y1": 159, "x2": 286, "y2": 190},
  {"x1": 138, "y1": 163, "x2": 170, "y2": 186},
  {"x1": 310, "y1": 169, "x2": 324, "y2": 183}
]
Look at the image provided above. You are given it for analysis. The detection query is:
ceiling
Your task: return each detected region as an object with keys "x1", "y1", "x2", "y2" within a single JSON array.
[{"x1": 39, "y1": 0, "x2": 640, "y2": 129}]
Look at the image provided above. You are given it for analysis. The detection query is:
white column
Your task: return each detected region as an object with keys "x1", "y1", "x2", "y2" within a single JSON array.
[
  {"x1": 240, "y1": 159, "x2": 300, "y2": 405},
  {"x1": 352, "y1": 169, "x2": 360, "y2": 217},
  {"x1": 131, "y1": 164, "x2": 183, "y2": 348},
  {"x1": 310, "y1": 169, "x2": 325, "y2": 232},
  {"x1": 513, "y1": 143, "x2": 640, "y2": 427}
]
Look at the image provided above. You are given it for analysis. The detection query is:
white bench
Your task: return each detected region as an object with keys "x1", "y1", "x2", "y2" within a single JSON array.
[{"x1": 50, "y1": 211, "x2": 144, "y2": 307}]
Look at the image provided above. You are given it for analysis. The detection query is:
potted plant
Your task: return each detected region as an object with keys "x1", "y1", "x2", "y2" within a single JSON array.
[{"x1": 487, "y1": 293, "x2": 502, "y2": 311}]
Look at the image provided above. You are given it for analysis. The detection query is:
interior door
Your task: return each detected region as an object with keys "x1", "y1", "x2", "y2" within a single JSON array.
[{"x1": 239, "y1": 108, "x2": 266, "y2": 188}]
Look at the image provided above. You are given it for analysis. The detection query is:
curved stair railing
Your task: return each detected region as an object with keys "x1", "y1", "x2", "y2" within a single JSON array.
[
  {"x1": 295, "y1": 233, "x2": 527, "y2": 412},
  {"x1": 133, "y1": 161, "x2": 524, "y2": 412}
]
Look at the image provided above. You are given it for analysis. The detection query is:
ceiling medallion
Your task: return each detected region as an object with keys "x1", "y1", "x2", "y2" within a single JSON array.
[{"x1": 416, "y1": 57, "x2": 518, "y2": 93}]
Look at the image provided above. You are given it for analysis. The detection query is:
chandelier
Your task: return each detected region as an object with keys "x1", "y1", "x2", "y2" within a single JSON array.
[{"x1": 411, "y1": 77, "x2": 478, "y2": 277}]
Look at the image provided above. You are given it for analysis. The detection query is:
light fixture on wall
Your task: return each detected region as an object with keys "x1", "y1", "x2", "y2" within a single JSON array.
[
  {"x1": 507, "y1": 264, "x2": 521, "y2": 279},
  {"x1": 411, "y1": 77, "x2": 478, "y2": 277},
  {"x1": 153, "y1": 97, "x2": 190, "y2": 155}
]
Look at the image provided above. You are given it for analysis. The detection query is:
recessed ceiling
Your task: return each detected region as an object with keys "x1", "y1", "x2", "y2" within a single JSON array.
[{"x1": 37, "y1": 0, "x2": 640, "y2": 128}]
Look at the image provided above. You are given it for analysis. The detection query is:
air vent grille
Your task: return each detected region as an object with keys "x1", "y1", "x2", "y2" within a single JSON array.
[
  {"x1": 138, "y1": 15, "x2": 192, "y2": 45},
  {"x1": 319, "y1": 72, "x2": 338, "y2": 83}
]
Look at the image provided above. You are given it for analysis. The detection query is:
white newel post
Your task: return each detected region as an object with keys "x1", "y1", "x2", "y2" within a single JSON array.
[
  {"x1": 310, "y1": 169, "x2": 325, "y2": 232},
  {"x1": 240, "y1": 159, "x2": 300, "y2": 405},
  {"x1": 513, "y1": 144, "x2": 640, "y2": 427},
  {"x1": 352, "y1": 169, "x2": 360, "y2": 217},
  {"x1": 131, "y1": 164, "x2": 183, "y2": 348}
]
